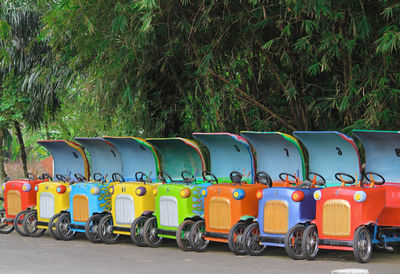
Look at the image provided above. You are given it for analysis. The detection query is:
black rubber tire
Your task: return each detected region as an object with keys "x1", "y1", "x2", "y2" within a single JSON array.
[
  {"x1": 302, "y1": 224, "x2": 319, "y2": 260},
  {"x1": 176, "y1": 219, "x2": 194, "y2": 251},
  {"x1": 143, "y1": 216, "x2": 163, "y2": 248},
  {"x1": 85, "y1": 214, "x2": 104, "y2": 243},
  {"x1": 228, "y1": 222, "x2": 248, "y2": 255},
  {"x1": 23, "y1": 210, "x2": 46, "y2": 237},
  {"x1": 98, "y1": 214, "x2": 120, "y2": 244},
  {"x1": 48, "y1": 212, "x2": 63, "y2": 240},
  {"x1": 353, "y1": 226, "x2": 372, "y2": 263},
  {"x1": 0, "y1": 209, "x2": 14, "y2": 234},
  {"x1": 56, "y1": 212, "x2": 76, "y2": 241},
  {"x1": 130, "y1": 215, "x2": 149, "y2": 247},
  {"x1": 243, "y1": 222, "x2": 266, "y2": 256},
  {"x1": 14, "y1": 210, "x2": 31, "y2": 236},
  {"x1": 189, "y1": 220, "x2": 209, "y2": 252},
  {"x1": 284, "y1": 224, "x2": 305, "y2": 260}
]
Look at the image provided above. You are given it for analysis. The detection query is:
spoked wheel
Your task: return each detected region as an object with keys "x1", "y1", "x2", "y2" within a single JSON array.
[
  {"x1": 143, "y1": 216, "x2": 163, "y2": 248},
  {"x1": 56, "y1": 212, "x2": 76, "y2": 241},
  {"x1": 189, "y1": 220, "x2": 209, "y2": 252},
  {"x1": 302, "y1": 224, "x2": 319, "y2": 260},
  {"x1": 243, "y1": 222, "x2": 266, "y2": 256},
  {"x1": 0, "y1": 210, "x2": 14, "y2": 234},
  {"x1": 14, "y1": 210, "x2": 31, "y2": 236},
  {"x1": 176, "y1": 219, "x2": 194, "y2": 251},
  {"x1": 353, "y1": 226, "x2": 372, "y2": 263},
  {"x1": 284, "y1": 224, "x2": 305, "y2": 260},
  {"x1": 48, "y1": 212, "x2": 63, "y2": 240},
  {"x1": 228, "y1": 222, "x2": 248, "y2": 255},
  {"x1": 130, "y1": 215, "x2": 149, "y2": 247},
  {"x1": 23, "y1": 210, "x2": 46, "y2": 237},
  {"x1": 98, "y1": 214, "x2": 120, "y2": 244},
  {"x1": 85, "y1": 214, "x2": 104, "y2": 243}
]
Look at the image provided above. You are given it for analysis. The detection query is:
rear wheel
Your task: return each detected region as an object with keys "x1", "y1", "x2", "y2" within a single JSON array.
[
  {"x1": 284, "y1": 224, "x2": 305, "y2": 260},
  {"x1": 130, "y1": 215, "x2": 149, "y2": 247},
  {"x1": 0, "y1": 210, "x2": 14, "y2": 234},
  {"x1": 189, "y1": 220, "x2": 209, "y2": 252},
  {"x1": 98, "y1": 214, "x2": 120, "y2": 244},
  {"x1": 85, "y1": 214, "x2": 104, "y2": 243},
  {"x1": 302, "y1": 224, "x2": 319, "y2": 260},
  {"x1": 23, "y1": 210, "x2": 46, "y2": 237},
  {"x1": 14, "y1": 210, "x2": 31, "y2": 236},
  {"x1": 243, "y1": 222, "x2": 266, "y2": 256},
  {"x1": 143, "y1": 216, "x2": 163, "y2": 248},
  {"x1": 56, "y1": 212, "x2": 76, "y2": 241},
  {"x1": 353, "y1": 226, "x2": 372, "y2": 263},
  {"x1": 176, "y1": 219, "x2": 194, "y2": 251},
  {"x1": 49, "y1": 213, "x2": 63, "y2": 240},
  {"x1": 228, "y1": 222, "x2": 248, "y2": 255}
]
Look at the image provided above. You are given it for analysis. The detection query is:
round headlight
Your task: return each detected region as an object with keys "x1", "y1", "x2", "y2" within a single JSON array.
[
  {"x1": 152, "y1": 188, "x2": 158, "y2": 196},
  {"x1": 256, "y1": 190, "x2": 263, "y2": 200},
  {"x1": 291, "y1": 190, "x2": 304, "y2": 202},
  {"x1": 233, "y1": 189, "x2": 245, "y2": 200},
  {"x1": 201, "y1": 188, "x2": 207, "y2": 197},
  {"x1": 136, "y1": 186, "x2": 146, "y2": 196},
  {"x1": 109, "y1": 186, "x2": 114, "y2": 194},
  {"x1": 313, "y1": 190, "x2": 322, "y2": 201},
  {"x1": 22, "y1": 183, "x2": 32, "y2": 192},
  {"x1": 180, "y1": 188, "x2": 191, "y2": 198},
  {"x1": 34, "y1": 185, "x2": 38, "y2": 192},
  {"x1": 354, "y1": 191, "x2": 367, "y2": 203},
  {"x1": 57, "y1": 185, "x2": 66, "y2": 194},
  {"x1": 90, "y1": 186, "x2": 100, "y2": 195},
  {"x1": 2, "y1": 183, "x2": 6, "y2": 191}
]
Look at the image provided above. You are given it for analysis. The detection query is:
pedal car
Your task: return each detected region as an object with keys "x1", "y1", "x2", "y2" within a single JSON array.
[
  {"x1": 302, "y1": 130, "x2": 400, "y2": 263},
  {"x1": 0, "y1": 172, "x2": 51, "y2": 235},
  {"x1": 22, "y1": 140, "x2": 90, "y2": 238},
  {"x1": 189, "y1": 133, "x2": 263, "y2": 255},
  {"x1": 55, "y1": 138, "x2": 121, "y2": 242},
  {"x1": 242, "y1": 131, "x2": 361, "y2": 259},
  {"x1": 141, "y1": 137, "x2": 207, "y2": 251},
  {"x1": 96, "y1": 137, "x2": 160, "y2": 245}
]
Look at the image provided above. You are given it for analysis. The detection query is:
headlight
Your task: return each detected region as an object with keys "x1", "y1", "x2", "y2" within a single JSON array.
[
  {"x1": 57, "y1": 185, "x2": 66, "y2": 194},
  {"x1": 354, "y1": 191, "x2": 367, "y2": 203},
  {"x1": 256, "y1": 190, "x2": 263, "y2": 200},
  {"x1": 180, "y1": 188, "x2": 191, "y2": 198},
  {"x1": 109, "y1": 186, "x2": 114, "y2": 194},
  {"x1": 313, "y1": 190, "x2": 321, "y2": 201},
  {"x1": 90, "y1": 186, "x2": 100, "y2": 195},
  {"x1": 2, "y1": 183, "x2": 6, "y2": 191},
  {"x1": 22, "y1": 183, "x2": 31, "y2": 192},
  {"x1": 201, "y1": 188, "x2": 207, "y2": 197},
  {"x1": 136, "y1": 186, "x2": 146, "y2": 196},
  {"x1": 34, "y1": 185, "x2": 38, "y2": 192},
  {"x1": 233, "y1": 189, "x2": 245, "y2": 200},
  {"x1": 67, "y1": 186, "x2": 72, "y2": 192},
  {"x1": 291, "y1": 190, "x2": 304, "y2": 202},
  {"x1": 152, "y1": 188, "x2": 158, "y2": 196}
]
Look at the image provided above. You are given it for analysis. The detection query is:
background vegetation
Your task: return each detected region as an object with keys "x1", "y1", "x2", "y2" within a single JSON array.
[{"x1": 0, "y1": 0, "x2": 399, "y2": 181}]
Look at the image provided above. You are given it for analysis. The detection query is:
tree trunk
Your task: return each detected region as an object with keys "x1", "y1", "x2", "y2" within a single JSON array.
[
  {"x1": 0, "y1": 128, "x2": 7, "y2": 184},
  {"x1": 14, "y1": 121, "x2": 28, "y2": 177}
]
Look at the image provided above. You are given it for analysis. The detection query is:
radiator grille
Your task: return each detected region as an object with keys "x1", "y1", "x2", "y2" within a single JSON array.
[
  {"x1": 115, "y1": 194, "x2": 134, "y2": 225},
  {"x1": 322, "y1": 199, "x2": 350, "y2": 236},
  {"x1": 39, "y1": 192, "x2": 54, "y2": 219},
  {"x1": 159, "y1": 196, "x2": 179, "y2": 227},
  {"x1": 208, "y1": 197, "x2": 231, "y2": 230},
  {"x1": 7, "y1": 190, "x2": 22, "y2": 216},
  {"x1": 263, "y1": 200, "x2": 288, "y2": 234},
  {"x1": 73, "y1": 195, "x2": 89, "y2": 222}
]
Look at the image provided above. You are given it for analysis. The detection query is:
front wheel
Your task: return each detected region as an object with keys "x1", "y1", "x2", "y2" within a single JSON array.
[
  {"x1": 48, "y1": 212, "x2": 63, "y2": 240},
  {"x1": 243, "y1": 222, "x2": 266, "y2": 256},
  {"x1": 14, "y1": 210, "x2": 31, "y2": 236},
  {"x1": 23, "y1": 210, "x2": 46, "y2": 237},
  {"x1": 302, "y1": 224, "x2": 319, "y2": 260},
  {"x1": 228, "y1": 222, "x2": 248, "y2": 255},
  {"x1": 0, "y1": 210, "x2": 14, "y2": 234},
  {"x1": 130, "y1": 215, "x2": 149, "y2": 247},
  {"x1": 143, "y1": 216, "x2": 163, "y2": 248},
  {"x1": 189, "y1": 220, "x2": 209, "y2": 252},
  {"x1": 56, "y1": 212, "x2": 76, "y2": 241},
  {"x1": 284, "y1": 224, "x2": 305, "y2": 260},
  {"x1": 85, "y1": 214, "x2": 104, "y2": 243},
  {"x1": 98, "y1": 214, "x2": 120, "y2": 244},
  {"x1": 176, "y1": 219, "x2": 194, "y2": 251},
  {"x1": 353, "y1": 226, "x2": 372, "y2": 263}
]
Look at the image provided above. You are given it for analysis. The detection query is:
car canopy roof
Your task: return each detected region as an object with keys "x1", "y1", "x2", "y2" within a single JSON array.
[
  {"x1": 146, "y1": 137, "x2": 205, "y2": 181},
  {"x1": 37, "y1": 140, "x2": 89, "y2": 178},
  {"x1": 293, "y1": 131, "x2": 361, "y2": 185},
  {"x1": 103, "y1": 137, "x2": 159, "y2": 181},
  {"x1": 74, "y1": 137, "x2": 122, "y2": 180},
  {"x1": 193, "y1": 133, "x2": 255, "y2": 183},
  {"x1": 352, "y1": 130, "x2": 400, "y2": 183},
  {"x1": 240, "y1": 131, "x2": 305, "y2": 181}
]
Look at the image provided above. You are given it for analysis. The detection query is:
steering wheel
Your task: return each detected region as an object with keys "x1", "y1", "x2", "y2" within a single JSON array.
[
  {"x1": 56, "y1": 174, "x2": 66, "y2": 181},
  {"x1": 157, "y1": 171, "x2": 173, "y2": 183},
  {"x1": 202, "y1": 171, "x2": 218, "y2": 184},
  {"x1": 230, "y1": 171, "x2": 243, "y2": 184},
  {"x1": 181, "y1": 171, "x2": 195, "y2": 184},
  {"x1": 135, "y1": 171, "x2": 147, "y2": 182},
  {"x1": 364, "y1": 171, "x2": 385, "y2": 185},
  {"x1": 74, "y1": 173, "x2": 87, "y2": 182},
  {"x1": 93, "y1": 173, "x2": 104, "y2": 182},
  {"x1": 279, "y1": 173, "x2": 297, "y2": 186},
  {"x1": 256, "y1": 171, "x2": 272, "y2": 187},
  {"x1": 308, "y1": 172, "x2": 326, "y2": 187},
  {"x1": 334, "y1": 172, "x2": 355, "y2": 185},
  {"x1": 41, "y1": 173, "x2": 53, "y2": 181},
  {"x1": 26, "y1": 173, "x2": 35, "y2": 181},
  {"x1": 112, "y1": 172, "x2": 125, "y2": 182}
]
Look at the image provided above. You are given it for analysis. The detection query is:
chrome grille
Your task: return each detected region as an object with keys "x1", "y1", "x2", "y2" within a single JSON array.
[
  {"x1": 159, "y1": 196, "x2": 179, "y2": 227},
  {"x1": 115, "y1": 194, "x2": 134, "y2": 225},
  {"x1": 39, "y1": 192, "x2": 55, "y2": 219}
]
